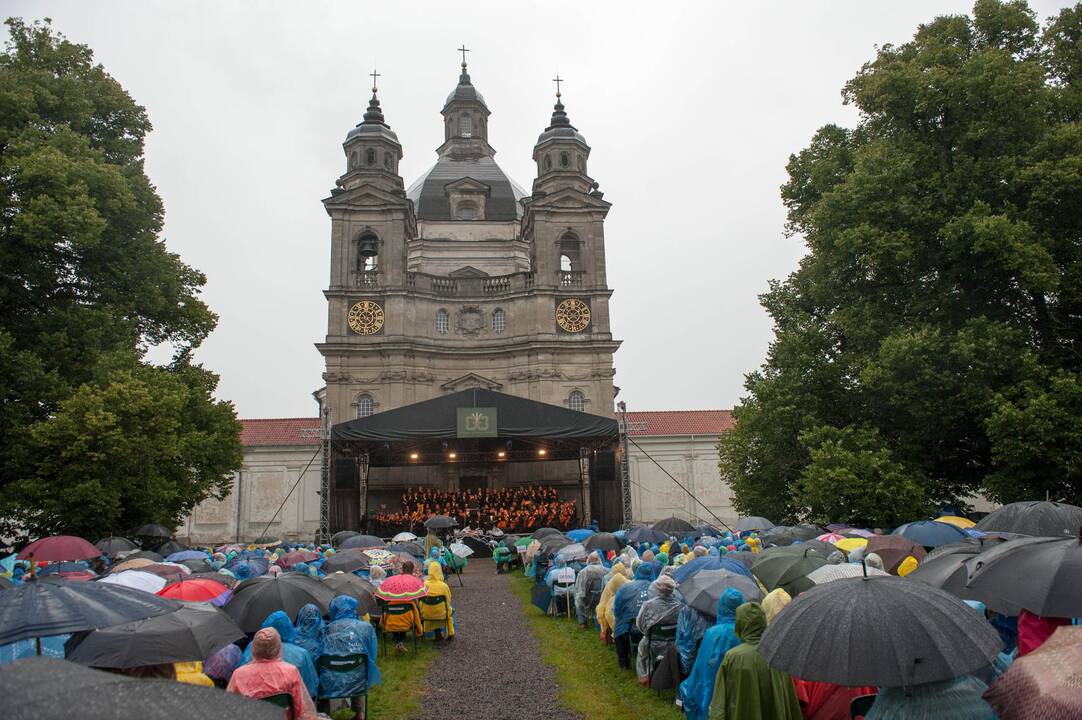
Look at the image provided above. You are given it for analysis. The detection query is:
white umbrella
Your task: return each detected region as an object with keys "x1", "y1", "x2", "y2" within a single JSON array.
[
  {"x1": 449, "y1": 542, "x2": 474, "y2": 559},
  {"x1": 807, "y1": 563, "x2": 888, "y2": 585},
  {"x1": 97, "y1": 570, "x2": 167, "y2": 594},
  {"x1": 392, "y1": 532, "x2": 418, "y2": 543}
]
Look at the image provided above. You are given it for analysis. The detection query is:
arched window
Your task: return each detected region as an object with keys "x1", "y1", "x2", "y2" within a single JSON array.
[
  {"x1": 357, "y1": 394, "x2": 374, "y2": 418},
  {"x1": 456, "y1": 202, "x2": 479, "y2": 221},
  {"x1": 568, "y1": 391, "x2": 585, "y2": 412},
  {"x1": 460, "y1": 114, "x2": 473, "y2": 137},
  {"x1": 560, "y1": 151, "x2": 570, "y2": 168},
  {"x1": 560, "y1": 254, "x2": 573, "y2": 272},
  {"x1": 436, "y1": 309, "x2": 449, "y2": 334},
  {"x1": 492, "y1": 308, "x2": 506, "y2": 334},
  {"x1": 366, "y1": 148, "x2": 376, "y2": 165}
]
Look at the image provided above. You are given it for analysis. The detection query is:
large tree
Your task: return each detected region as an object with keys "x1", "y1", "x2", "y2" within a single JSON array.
[
  {"x1": 0, "y1": 19, "x2": 240, "y2": 539},
  {"x1": 721, "y1": 1, "x2": 1082, "y2": 524}
]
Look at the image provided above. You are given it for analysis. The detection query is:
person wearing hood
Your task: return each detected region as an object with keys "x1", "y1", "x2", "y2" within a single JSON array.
[
  {"x1": 612, "y1": 562, "x2": 657, "y2": 670},
  {"x1": 424, "y1": 531, "x2": 443, "y2": 559},
  {"x1": 708, "y1": 602, "x2": 801, "y2": 719},
  {"x1": 241, "y1": 610, "x2": 318, "y2": 697},
  {"x1": 228, "y1": 627, "x2": 318, "y2": 720},
  {"x1": 635, "y1": 574, "x2": 683, "y2": 684},
  {"x1": 545, "y1": 556, "x2": 577, "y2": 613},
  {"x1": 174, "y1": 661, "x2": 213, "y2": 687},
  {"x1": 678, "y1": 588, "x2": 745, "y2": 720},
  {"x1": 675, "y1": 598, "x2": 713, "y2": 676},
  {"x1": 294, "y1": 603, "x2": 325, "y2": 658},
  {"x1": 204, "y1": 644, "x2": 243, "y2": 688},
  {"x1": 319, "y1": 595, "x2": 381, "y2": 713},
  {"x1": 761, "y1": 588, "x2": 792, "y2": 624},
  {"x1": 574, "y1": 552, "x2": 608, "y2": 628},
  {"x1": 864, "y1": 676, "x2": 995, "y2": 720},
  {"x1": 422, "y1": 562, "x2": 455, "y2": 638},
  {"x1": 597, "y1": 561, "x2": 630, "y2": 640}
]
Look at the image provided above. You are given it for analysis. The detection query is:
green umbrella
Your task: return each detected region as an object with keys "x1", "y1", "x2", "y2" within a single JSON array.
[{"x1": 751, "y1": 547, "x2": 828, "y2": 595}]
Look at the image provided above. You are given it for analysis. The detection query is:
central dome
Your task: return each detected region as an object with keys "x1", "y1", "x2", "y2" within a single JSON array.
[{"x1": 406, "y1": 155, "x2": 527, "y2": 221}]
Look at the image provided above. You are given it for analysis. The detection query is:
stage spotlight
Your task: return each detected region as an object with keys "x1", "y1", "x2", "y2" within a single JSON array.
[
  {"x1": 497, "y1": 450, "x2": 506, "y2": 458},
  {"x1": 538, "y1": 448, "x2": 547, "y2": 456},
  {"x1": 409, "y1": 452, "x2": 419, "y2": 460},
  {"x1": 448, "y1": 452, "x2": 457, "y2": 460}
]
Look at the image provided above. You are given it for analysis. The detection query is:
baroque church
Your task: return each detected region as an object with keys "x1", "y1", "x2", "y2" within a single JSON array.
[
  {"x1": 180, "y1": 56, "x2": 737, "y2": 543},
  {"x1": 317, "y1": 56, "x2": 619, "y2": 423}
]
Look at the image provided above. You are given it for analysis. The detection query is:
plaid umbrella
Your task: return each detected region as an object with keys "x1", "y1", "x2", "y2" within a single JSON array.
[
  {"x1": 983, "y1": 625, "x2": 1082, "y2": 720},
  {"x1": 373, "y1": 573, "x2": 426, "y2": 602}
]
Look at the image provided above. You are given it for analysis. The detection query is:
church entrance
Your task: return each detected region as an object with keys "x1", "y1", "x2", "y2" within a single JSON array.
[{"x1": 459, "y1": 475, "x2": 488, "y2": 493}]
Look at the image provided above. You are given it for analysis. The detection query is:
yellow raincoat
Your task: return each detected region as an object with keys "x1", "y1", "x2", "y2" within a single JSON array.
[
  {"x1": 175, "y1": 661, "x2": 214, "y2": 687},
  {"x1": 762, "y1": 589, "x2": 792, "y2": 624},
  {"x1": 421, "y1": 562, "x2": 455, "y2": 636},
  {"x1": 596, "y1": 562, "x2": 629, "y2": 636}
]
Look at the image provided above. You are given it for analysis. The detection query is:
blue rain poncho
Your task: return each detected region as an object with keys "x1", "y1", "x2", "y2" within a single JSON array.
[
  {"x1": 293, "y1": 603, "x2": 324, "y2": 658},
  {"x1": 677, "y1": 588, "x2": 744, "y2": 720},
  {"x1": 545, "y1": 558, "x2": 577, "y2": 596},
  {"x1": 865, "y1": 675, "x2": 996, "y2": 720},
  {"x1": 612, "y1": 563, "x2": 656, "y2": 637},
  {"x1": 675, "y1": 604, "x2": 712, "y2": 674},
  {"x1": 241, "y1": 610, "x2": 318, "y2": 697},
  {"x1": 319, "y1": 595, "x2": 381, "y2": 698}
]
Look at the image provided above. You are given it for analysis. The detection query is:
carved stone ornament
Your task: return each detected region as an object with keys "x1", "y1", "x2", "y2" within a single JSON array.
[{"x1": 455, "y1": 306, "x2": 485, "y2": 336}]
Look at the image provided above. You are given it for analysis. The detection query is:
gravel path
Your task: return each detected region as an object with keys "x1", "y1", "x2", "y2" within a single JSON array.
[{"x1": 413, "y1": 565, "x2": 581, "y2": 720}]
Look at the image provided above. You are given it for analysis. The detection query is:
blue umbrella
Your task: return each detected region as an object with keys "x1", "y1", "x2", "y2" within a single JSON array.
[
  {"x1": 891, "y1": 521, "x2": 967, "y2": 548},
  {"x1": 225, "y1": 557, "x2": 270, "y2": 580},
  {"x1": 566, "y1": 528, "x2": 595, "y2": 542},
  {"x1": 671, "y1": 555, "x2": 754, "y2": 585},
  {"x1": 165, "y1": 550, "x2": 209, "y2": 563}
]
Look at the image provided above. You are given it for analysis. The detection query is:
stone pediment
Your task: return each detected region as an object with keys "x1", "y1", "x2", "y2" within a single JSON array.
[
  {"x1": 440, "y1": 372, "x2": 503, "y2": 393},
  {"x1": 323, "y1": 184, "x2": 408, "y2": 209},
  {"x1": 531, "y1": 186, "x2": 612, "y2": 210},
  {"x1": 448, "y1": 266, "x2": 489, "y2": 278},
  {"x1": 443, "y1": 177, "x2": 491, "y2": 196}
]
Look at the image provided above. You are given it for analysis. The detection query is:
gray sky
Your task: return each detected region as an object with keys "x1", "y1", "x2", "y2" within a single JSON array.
[{"x1": 6, "y1": 1, "x2": 1073, "y2": 419}]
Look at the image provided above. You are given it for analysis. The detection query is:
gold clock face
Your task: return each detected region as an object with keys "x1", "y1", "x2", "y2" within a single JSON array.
[
  {"x1": 555, "y1": 298, "x2": 590, "y2": 333},
  {"x1": 347, "y1": 300, "x2": 384, "y2": 335}
]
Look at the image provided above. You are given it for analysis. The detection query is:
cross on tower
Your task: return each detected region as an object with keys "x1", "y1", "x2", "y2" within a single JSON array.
[
  {"x1": 369, "y1": 68, "x2": 381, "y2": 93},
  {"x1": 458, "y1": 45, "x2": 470, "y2": 67},
  {"x1": 552, "y1": 74, "x2": 564, "y2": 98}
]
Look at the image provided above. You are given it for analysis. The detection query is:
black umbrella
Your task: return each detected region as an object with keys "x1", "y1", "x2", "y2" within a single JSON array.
[
  {"x1": 133, "y1": 524, "x2": 173, "y2": 539},
  {"x1": 965, "y1": 535, "x2": 1082, "y2": 617},
  {"x1": 331, "y1": 530, "x2": 359, "y2": 547},
  {"x1": 388, "y1": 541, "x2": 424, "y2": 557},
  {"x1": 924, "y1": 537, "x2": 1007, "y2": 561},
  {"x1": 94, "y1": 538, "x2": 137, "y2": 556},
  {"x1": 320, "y1": 550, "x2": 367, "y2": 574},
  {"x1": 792, "y1": 523, "x2": 825, "y2": 540},
  {"x1": 759, "y1": 526, "x2": 799, "y2": 547},
  {"x1": 321, "y1": 573, "x2": 377, "y2": 616},
  {"x1": 678, "y1": 568, "x2": 763, "y2": 617},
  {"x1": 531, "y1": 527, "x2": 563, "y2": 540},
  {"x1": 223, "y1": 574, "x2": 335, "y2": 633},
  {"x1": 0, "y1": 579, "x2": 181, "y2": 646},
  {"x1": 798, "y1": 539, "x2": 839, "y2": 558},
  {"x1": 460, "y1": 536, "x2": 493, "y2": 558},
  {"x1": 726, "y1": 550, "x2": 758, "y2": 569},
  {"x1": 339, "y1": 534, "x2": 385, "y2": 550},
  {"x1": 0, "y1": 656, "x2": 281, "y2": 720},
  {"x1": 179, "y1": 559, "x2": 214, "y2": 574},
  {"x1": 151, "y1": 540, "x2": 188, "y2": 557},
  {"x1": 65, "y1": 603, "x2": 243, "y2": 668},
  {"x1": 652, "y1": 516, "x2": 696, "y2": 535},
  {"x1": 539, "y1": 535, "x2": 573, "y2": 557},
  {"x1": 736, "y1": 516, "x2": 775, "y2": 533},
  {"x1": 584, "y1": 532, "x2": 624, "y2": 554},
  {"x1": 974, "y1": 500, "x2": 1082, "y2": 537},
  {"x1": 759, "y1": 576, "x2": 1002, "y2": 687},
  {"x1": 751, "y1": 546, "x2": 828, "y2": 595},
  {"x1": 424, "y1": 515, "x2": 458, "y2": 530},
  {"x1": 906, "y1": 548, "x2": 1003, "y2": 610},
  {"x1": 626, "y1": 526, "x2": 667, "y2": 545},
  {"x1": 694, "y1": 523, "x2": 724, "y2": 538}
]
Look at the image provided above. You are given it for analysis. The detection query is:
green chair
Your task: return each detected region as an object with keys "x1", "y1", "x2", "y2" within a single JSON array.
[
  {"x1": 317, "y1": 653, "x2": 370, "y2": 720},
  {"x1": 646, "y1": 623, "x2": 678, "y2": 695},
  {"x1": 260, "y1": 692, "x2": 293, "y2": 718},
  {"x1": 418, "y1": 594, "x2": 451, "y2": 640}
]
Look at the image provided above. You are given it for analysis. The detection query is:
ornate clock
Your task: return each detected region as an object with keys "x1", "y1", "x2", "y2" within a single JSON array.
[
  {"x1": 555, "y1": 298, "x2": 590, "y2": 333},
  {"x1": 347, "y1": 300, "x2": 384, "y2": 335}
]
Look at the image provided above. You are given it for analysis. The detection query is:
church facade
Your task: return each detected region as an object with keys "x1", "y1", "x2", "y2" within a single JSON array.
[{"x1": 317, "y1": 59, "x2": 619, "y2": 425}]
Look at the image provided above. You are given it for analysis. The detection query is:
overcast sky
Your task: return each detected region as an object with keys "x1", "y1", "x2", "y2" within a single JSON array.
[{"x1": 5, "y1": 1, "x2": 1073, "y2": 418}]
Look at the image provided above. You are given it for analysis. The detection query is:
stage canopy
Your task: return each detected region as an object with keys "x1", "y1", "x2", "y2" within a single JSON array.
[{"x1": 332, "y1": 388, "x2": 618, "y2": 458}]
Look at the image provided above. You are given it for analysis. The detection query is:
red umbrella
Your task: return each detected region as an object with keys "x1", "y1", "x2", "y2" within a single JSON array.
[
  {"x1": 156, "y1": 578, "x2": 233, "y2": 606},
  {"x1": 984, "y1": 626, "x2": 1082, "y2": 719},
  {"x1": 18, "y1": 536, "x2": 100, "y2": 562},
  {"x1": 275, "y1": 551, "x2": 320, "y2": 568},
  {"x1": 373, "y1": 573, "x2": 426, "y2": 602}
]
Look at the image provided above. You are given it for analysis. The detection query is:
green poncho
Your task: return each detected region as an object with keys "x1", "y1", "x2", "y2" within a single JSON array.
[{"x1": 708, "y1": 602, "x2": 801, "y2": 720}]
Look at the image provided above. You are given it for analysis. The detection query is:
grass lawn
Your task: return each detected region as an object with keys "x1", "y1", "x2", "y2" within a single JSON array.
[
  {"x1": 509, "y1": 574, "x2": 684, "y2": 720},
  {"x1": 359, "y1": 639, "x2": 439, "y2": 720}
]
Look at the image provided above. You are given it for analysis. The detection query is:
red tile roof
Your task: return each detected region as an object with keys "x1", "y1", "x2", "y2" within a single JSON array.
[
  {"x1": 625, "y1": 410, "x2": 734, "y2": 437},
  {"x1": 239, "y1": 410, "x2": 734, "y2": 447},
  {"x1": 240, "y1": 417, "x2": 321, "y2": 447}
]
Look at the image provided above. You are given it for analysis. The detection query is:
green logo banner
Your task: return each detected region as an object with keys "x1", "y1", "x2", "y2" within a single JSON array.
[{"x1": 457, "y1": 407, "x2": 497, "y2": 438}]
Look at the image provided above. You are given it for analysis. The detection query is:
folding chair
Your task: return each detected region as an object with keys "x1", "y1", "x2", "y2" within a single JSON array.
[
  {"x1": 379, "y1": 602, "x2": 419, "y2": 656},
  {"x1": 260, "y1": 693, "x2": 293, "y2": 719},
  {"x1": 418, "y1": 595, "x2": 451, "y2": 640},
  {"x1": 317, "y1": 653, "x2": 370, "y2": 720},
  {"x1": 850, "y1": 694, "x2": 877, "y2": 719},
  {"x1": 646, "y1": 623, "x2": 678, "y2": 695},
  {"x1": 552, "y1": 580, "x2": 575, "y2": 618}
]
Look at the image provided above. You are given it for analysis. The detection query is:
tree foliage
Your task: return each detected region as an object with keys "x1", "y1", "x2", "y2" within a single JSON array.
[
  {"x1": 722, "y1": 1, "x2": 1082, "y2": 523},
  {"x1": 0, "y1": 19, "x2": 240, "y2": 539}
]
